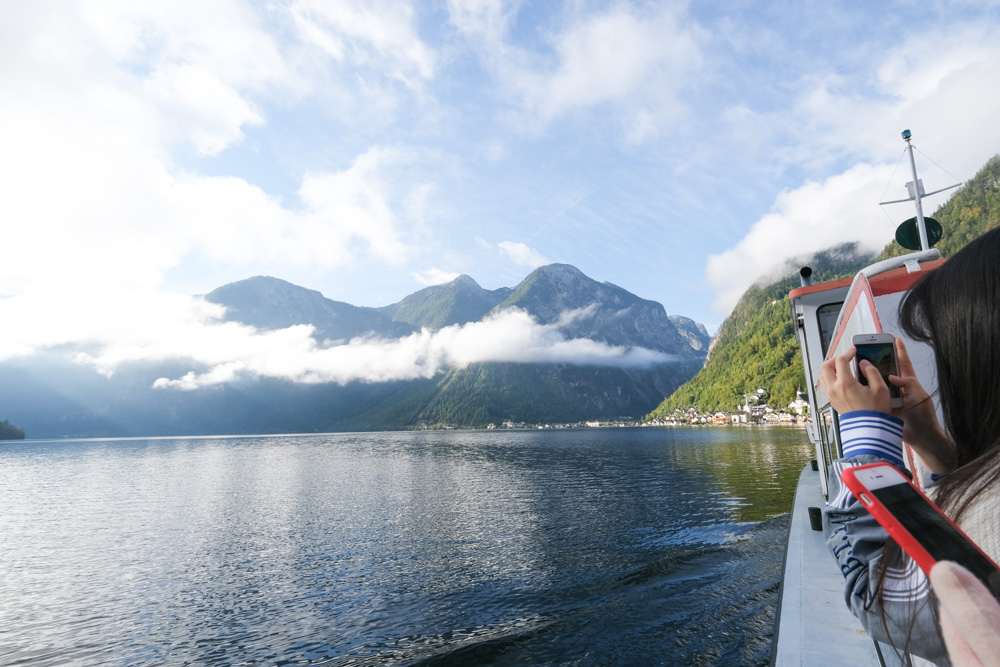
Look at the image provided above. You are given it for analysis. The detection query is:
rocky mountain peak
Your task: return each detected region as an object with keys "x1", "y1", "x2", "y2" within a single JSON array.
[
  {"x1": 451, "y1": 274, "x2": 480, "y2": 288},
  {"x1": 494, "y1": 264, "x2": 704, "y2": 357},
  {"x1": 206, "y1": 276, "x2": 415, "y2": 342}
]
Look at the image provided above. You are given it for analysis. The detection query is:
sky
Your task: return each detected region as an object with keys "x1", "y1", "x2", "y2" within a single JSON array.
[{"x1": 3, "y1": 0, "x2": 1000, "y2": 388}]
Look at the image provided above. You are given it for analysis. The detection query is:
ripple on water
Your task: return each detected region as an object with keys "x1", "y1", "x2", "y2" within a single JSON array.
[{"x1": 0, "y1": 427, "x2": 811, "y2": 666}]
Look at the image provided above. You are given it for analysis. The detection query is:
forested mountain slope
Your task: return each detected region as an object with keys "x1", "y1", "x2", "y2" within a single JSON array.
[{"x1": 646, "y1": 245, "x2": 875, "y2": 416}]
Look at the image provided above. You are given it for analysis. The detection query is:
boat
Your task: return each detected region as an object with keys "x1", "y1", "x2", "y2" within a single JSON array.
[{"x1": 771, "y1": 130, "x2": 958, "y2": 666}]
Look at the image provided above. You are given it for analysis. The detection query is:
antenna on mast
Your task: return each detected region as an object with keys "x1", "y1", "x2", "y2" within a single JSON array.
[{"x1": 880, "y1": 129, "x2": 959, "y2": 251}]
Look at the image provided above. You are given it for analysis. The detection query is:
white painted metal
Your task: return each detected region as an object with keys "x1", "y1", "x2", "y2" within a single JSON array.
[{"x1": 773, "y1": 465, "x2": 880, "y2": 666}]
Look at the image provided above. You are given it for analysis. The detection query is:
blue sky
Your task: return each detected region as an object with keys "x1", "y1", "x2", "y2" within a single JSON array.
[{"x1": 2, "y1": 0, "x2": 1000, "y2": 386}]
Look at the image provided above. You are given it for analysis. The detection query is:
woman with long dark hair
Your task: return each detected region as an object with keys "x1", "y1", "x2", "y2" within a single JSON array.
[{"x1": 819, "y1": 226, "x2": 1000, "y2": 664}]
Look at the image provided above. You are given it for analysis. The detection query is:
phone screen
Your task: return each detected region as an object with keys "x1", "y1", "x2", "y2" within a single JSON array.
[
  {"x1": 871, "y1": 482, "x2": 1000, "y2": 595},
  {"x1": 855, "y1": 343, "x2": 902, "y2": 399}
]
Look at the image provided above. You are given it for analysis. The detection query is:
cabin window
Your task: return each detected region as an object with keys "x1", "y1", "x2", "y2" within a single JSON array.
[
  {"x1": 821, "y1": 408, "x2": 840, "y2": 468},
  {"x1": 816, "y1": 302, "x2": 843, "y2": 357}
]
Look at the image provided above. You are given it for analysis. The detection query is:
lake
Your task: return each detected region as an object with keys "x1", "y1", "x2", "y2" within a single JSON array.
[{"x1": 0, "y1": 426, "x2": 812, "y2": 666}]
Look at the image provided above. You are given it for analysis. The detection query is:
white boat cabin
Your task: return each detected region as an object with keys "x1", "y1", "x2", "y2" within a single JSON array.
[
  {"x1": 775, "y1": 250, "x2": 947, "y2": 667},
  {"x1": 789, "y1": 251, "x2": 946, "y2": 496}
]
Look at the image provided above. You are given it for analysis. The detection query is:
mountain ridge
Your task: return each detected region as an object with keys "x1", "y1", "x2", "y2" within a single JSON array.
[
  {"x1": 3, "y1": 263, "x2": 708, "y2": 436},
  {"x1": 376, "y1": 274, "x2": 513, "y2": 331},
  {"x1": 206, "y1": 276, "x2": 418, "y2": 342}
]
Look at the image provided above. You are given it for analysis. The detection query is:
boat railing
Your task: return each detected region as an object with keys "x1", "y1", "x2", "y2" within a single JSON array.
[{"x1": 859, "y1": 248, "x2": 940, "y2": 279}]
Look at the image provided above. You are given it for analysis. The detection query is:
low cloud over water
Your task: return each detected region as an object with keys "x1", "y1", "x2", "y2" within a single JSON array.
[{"x1": 0, "y1": 290, "x2": 673, "y2": 389}]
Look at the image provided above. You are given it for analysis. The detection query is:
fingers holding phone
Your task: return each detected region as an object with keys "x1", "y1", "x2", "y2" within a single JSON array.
[
  {"x1": 819, "y1": 344, "x2": 893, "y2": 414},
  {"x1": 887, "y1": 338, "x2": 955, "y2": 474},
  {"x1": 857, "y1": 358, "x2": 888, "y2": 389},
  {"x1": 853, "y1": 333, "x2": 903, "y2": 409}
]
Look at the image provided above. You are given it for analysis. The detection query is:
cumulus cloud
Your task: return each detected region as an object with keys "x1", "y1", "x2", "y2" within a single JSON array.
[
  {"x1": 705, "y1": 163, "x2": 896, "y2": 314},
  {"x1": 0, "y1": 2, "x2": 432, "y2": 300},
  {"x1": 498, "y1": 241, "x2": 550, "y2": 268}
]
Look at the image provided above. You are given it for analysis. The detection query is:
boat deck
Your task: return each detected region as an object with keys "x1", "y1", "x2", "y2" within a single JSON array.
[{"x1": 772, "y1": 463, "x2": 880, "y2": 666}]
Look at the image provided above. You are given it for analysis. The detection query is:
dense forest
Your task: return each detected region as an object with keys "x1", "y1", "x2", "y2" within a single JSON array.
[
  {"x1": 0, "y1": 419, "x2": 25, "y2": 440},
  {"x1": 647, "y1": 153, "x2": 1000, "y2": 417}
]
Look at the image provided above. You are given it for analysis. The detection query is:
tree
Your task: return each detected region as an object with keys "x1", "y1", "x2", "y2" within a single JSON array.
[{"x1": 0, "y1": 419, "x2": 25, "y2": 440}]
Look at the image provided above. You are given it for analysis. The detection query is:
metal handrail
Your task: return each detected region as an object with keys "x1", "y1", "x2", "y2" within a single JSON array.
[{"x1": 860, "y1": 248, "x2": 940, "y2": 279}]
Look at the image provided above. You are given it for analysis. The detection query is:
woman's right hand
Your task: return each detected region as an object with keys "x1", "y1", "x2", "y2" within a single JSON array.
[
  {"x1": 818, "y1": 345, "x2": 892, "y2": 414},
  {"x1": 888, "y1": 338, "x2": 954, "y2": 475}
]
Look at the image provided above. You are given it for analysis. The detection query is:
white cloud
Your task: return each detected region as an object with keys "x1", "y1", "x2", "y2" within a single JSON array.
[
  {"x1": 296, "y1": 146, "x2": 414, "y2": 265},
  {"x1": 412, "y1": 268, "x2": 461, "y2": 286},
  {"x1": 786, "y1": 25, "x2": 1000, "y2": 170},
  {"x1": 144, "y1": 63, "x2": 265, "y2": 156},
  {"x1": 0, "y1": 1, "x2": 443, "y2": 389},
  {"x1": 498, "y1": 241, "x2": 550, "y2": 268},
  {"x1": 290, "y1": 0, "x2": 435, "y2": 88},
  {"x1": 528, "y1": 7, "x2": 700, "y2": 121},
  {"x1": 0, "y1": 1, "x2": 429, "y2": 299},
  {"x1": 464, "y1": 4, "x2": 704, "y2": 138},
  {"x1": 52, "y1": 305, "x2": 672, "y2": 389},
  {"x1": 0, "y1": 282, "x2": 672, "y2": 390},
  {"x1": 705, "y1": 163, "x2": 896, "y2": 314},
  {"x1": 447, "y1": 0, "x2": 518, "y2": 47},
  {"x1": 0, "y1": 126, "x2": 417, "y2": 296},
  {"x1": 0, "y1": 287, "x2": 228, "y2": 363},
  {"x1": 706, "y1": 22, "x2": 1000, "y2": 316}
]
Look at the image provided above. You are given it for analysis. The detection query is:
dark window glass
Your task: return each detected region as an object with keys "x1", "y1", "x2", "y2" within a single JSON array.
[{"x1": 817, "y1": 302, "x2": 843, "y2": 357}]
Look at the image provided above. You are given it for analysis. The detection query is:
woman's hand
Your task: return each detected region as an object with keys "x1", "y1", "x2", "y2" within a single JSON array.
[
  {"x1": 819, "y1": 345, "x2": 892, "y2": 414},
  {"x1": 889, "y1": 338, "x2": 954, "y2": 475},
  {"x1": 819, "y1": 337, "x2": 954, "y2": 474}
]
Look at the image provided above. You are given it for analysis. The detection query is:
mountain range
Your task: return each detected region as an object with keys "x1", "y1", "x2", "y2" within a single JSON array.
[{"x1": 2, "y1": 264, "x2": 709, "y2": 437}]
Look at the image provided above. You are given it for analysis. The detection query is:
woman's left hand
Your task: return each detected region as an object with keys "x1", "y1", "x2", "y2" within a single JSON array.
[{"x1": 818, "y1": 345, "x2": 892, "y2": 414}]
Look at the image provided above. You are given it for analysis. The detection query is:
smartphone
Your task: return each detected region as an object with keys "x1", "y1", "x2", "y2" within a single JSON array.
[
  {"x1": 841, "y1": 462, "x2": 1000, "y2": 599},
  {"x1": 852, "y1": 333, "x2": 903, "y2": 409}
]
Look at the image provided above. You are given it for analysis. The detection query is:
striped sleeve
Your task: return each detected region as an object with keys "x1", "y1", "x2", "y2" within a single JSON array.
[{"x1": 839, "y1": 410, "x2": 905, "y2": 468}]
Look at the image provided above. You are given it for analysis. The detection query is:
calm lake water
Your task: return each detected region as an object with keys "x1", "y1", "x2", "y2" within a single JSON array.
[{"x1": 0, "y1": 427, "x2": 812, "y2": 666}]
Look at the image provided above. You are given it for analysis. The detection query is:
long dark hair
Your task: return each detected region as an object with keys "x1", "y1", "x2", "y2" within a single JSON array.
[
  {"x1": 898, "y1": 225, "x2": 1000, "y2": 517},
  {"x1": 870, "y1": 226, "x2": 1000, "y2": 653}
]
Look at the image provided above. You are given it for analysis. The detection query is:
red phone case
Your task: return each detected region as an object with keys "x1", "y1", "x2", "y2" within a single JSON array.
[{"x1": 840, "y1": 462, "x2": 1000, "y2": 576}]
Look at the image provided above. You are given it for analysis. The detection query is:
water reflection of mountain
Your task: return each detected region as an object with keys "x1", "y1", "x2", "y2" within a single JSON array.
[{"x1": 663, "y1": 426, "x2": 813, "y2": 523}]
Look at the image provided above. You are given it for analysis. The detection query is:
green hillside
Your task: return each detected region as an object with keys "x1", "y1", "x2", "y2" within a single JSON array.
[
  {"x1": 647, "y1": 153, "x2": 1000, "y2": 418},
  {"x1": 646, "y1": 245, "x2": 874, "y2": 416},
  {"x1": 412, "y1": 359, "x2": 703, "y2": 427}
]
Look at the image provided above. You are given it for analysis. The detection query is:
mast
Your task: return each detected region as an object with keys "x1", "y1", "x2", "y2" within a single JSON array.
[
  {"x1": 879, "y1": 129, "x2": 959, "y2": 250},
  {"x1": 902, "y1": 129, "x2": 930, "y2": 251}
]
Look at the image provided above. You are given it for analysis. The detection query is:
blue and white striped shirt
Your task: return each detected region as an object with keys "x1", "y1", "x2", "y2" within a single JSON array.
[{"x1": 839, "y1": 410, "x2": 905, "y2": 468}]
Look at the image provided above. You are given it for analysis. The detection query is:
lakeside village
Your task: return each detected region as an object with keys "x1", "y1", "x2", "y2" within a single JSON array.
[
  {"x1": 422, "y1": 388, "x2": 812, "y2": 431},
  {"x1": 642, "y1": 387, "x2": 811, "y2": 427}
]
